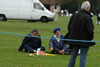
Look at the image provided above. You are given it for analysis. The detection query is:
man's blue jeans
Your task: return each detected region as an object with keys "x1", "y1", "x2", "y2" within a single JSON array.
[{"x1": 68, "y1": 46, "x2": 89, "y2": 67}]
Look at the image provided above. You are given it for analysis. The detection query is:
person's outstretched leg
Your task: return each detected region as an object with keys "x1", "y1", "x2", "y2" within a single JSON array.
[{"x1": 24, "y1": 45, "x2": 34, "y2": 53}]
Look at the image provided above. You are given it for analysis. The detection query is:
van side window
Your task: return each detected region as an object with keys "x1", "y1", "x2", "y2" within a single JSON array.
[{"x1": 34, "y1": 3, "x2": 43, "y2": 10}]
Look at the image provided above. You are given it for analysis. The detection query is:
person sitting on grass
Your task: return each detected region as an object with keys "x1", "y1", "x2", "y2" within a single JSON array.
[
  {"x1": 18, "y1": 29, "x2": 45, "y2": 53},
  {"x1": 49, "y1": 28, "x2": 68, "y2": 55}
]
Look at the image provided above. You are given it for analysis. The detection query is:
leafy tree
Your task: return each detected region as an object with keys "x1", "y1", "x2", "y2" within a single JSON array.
[{"x1": 53, "y1": 0, "x2": 99, "y2": 13}]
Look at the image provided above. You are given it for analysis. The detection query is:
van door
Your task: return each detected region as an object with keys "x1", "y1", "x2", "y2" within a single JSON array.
[
  {"x1": 32, "y1": 3, "x2": 45, "y2": 20},
  {"x1": 18, "y1": 0, "x2": 31, "y2": 20}
]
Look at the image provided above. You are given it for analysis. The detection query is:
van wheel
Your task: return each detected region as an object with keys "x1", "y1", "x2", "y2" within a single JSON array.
[
  {"x1": 41, "y1": 17, "x2": 48, "y2": 23},
  {"x1": 0, "y1": 15, "x2": 7, "y2": 21}
]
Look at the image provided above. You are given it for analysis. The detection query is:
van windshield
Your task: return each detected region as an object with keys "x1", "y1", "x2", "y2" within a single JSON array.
[{"x1": 34, "y1": 3, "x2": 43, "y2": 10}]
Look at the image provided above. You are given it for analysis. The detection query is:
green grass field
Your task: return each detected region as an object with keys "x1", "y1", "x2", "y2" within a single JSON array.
[{"x1": 0, "y1": 16, "x2": 100, "y2": 67}]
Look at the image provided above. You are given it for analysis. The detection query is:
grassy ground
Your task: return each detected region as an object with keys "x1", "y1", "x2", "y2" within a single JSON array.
[{"x1": 0, "y1": 16, "x2": 100, "y2": 67}]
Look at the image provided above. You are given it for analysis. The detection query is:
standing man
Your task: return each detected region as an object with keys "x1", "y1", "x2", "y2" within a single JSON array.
[
  {"x1": 49, "y1": 28, "x2": 67, "y2": 54},
  {"x1": 96, "y1": 8, "x2": 100, "y2": 25},
  {"x1": 18, "y1": 29, "x2": 45, "y2": 53},
  {"x1": 66, "y1": 1, "x2": 95, "y2": 67}
]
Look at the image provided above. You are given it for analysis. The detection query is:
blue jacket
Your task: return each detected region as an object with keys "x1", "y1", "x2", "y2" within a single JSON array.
[{"x1": 49, "y1": 35, "x2": 67, "y2": 51}]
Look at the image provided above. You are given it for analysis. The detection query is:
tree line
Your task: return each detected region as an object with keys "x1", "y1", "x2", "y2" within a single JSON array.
[{"x1": 58, "y1": 0, "x2": 100, "y2": 13}]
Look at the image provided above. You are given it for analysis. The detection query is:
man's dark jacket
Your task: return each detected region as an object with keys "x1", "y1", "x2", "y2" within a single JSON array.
[
  {"x1": 65, "y1": 10, "x2": 95, "y2": 46},
  {"x1": 18, "y1": 34, "x2": 41, "y2": 51}
]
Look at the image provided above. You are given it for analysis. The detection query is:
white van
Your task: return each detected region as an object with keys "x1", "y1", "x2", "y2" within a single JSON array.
[{"x1": 0, "y1": 0, "x2": 55, "y2": 22}]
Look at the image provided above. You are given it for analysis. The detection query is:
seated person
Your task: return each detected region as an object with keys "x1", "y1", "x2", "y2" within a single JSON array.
[
  {"x1": 49, "y1": 28, "x2": 67, "y2": 54},
  {"x1": 18, "y1": 29, "x2": 45, "y2": 53}
]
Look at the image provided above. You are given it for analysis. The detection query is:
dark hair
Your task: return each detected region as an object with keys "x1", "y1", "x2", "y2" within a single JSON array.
[{"x1": 31, "y1": 29, "x2": 39, "y2": 33}]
